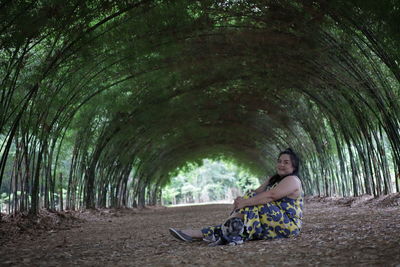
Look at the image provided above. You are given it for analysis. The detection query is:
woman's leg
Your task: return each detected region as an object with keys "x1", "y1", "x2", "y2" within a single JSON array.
[
  {"x1": 171, "y1": 194, "x2": 253, "y2": 242},
  {"x1": 169, "y1": 228, "x2": 202, "y2": 242},
  {"x1": 180, "y1": 229, "x2": 203, "y2": 239}
]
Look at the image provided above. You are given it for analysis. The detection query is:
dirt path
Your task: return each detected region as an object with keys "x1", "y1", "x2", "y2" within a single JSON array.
[{"x1": 0, "y1": 198, "x2": 399, "y2": 266}]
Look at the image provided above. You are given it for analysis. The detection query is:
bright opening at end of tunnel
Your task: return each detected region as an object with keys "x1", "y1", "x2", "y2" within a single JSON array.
[{"x1": 162, "y1": 159, "x2": 260, "y2": 206}]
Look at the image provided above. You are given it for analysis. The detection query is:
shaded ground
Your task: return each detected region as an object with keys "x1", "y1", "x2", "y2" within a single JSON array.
[{"x1": 0, "y1": 194, "x2": 399, "y2": 266}]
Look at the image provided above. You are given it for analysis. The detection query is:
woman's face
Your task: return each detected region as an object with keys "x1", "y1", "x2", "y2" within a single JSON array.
[{"x1": 276, "y1": 153, "x2": 294, "y2": 177}]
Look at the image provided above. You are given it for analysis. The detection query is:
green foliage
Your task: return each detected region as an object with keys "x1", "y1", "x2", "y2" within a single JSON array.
[
  {"x1": 0, "y1": 0, "x2": 400, "y2": 213},
  {"x1": 162, "y1": 159, "x2": 260, "y2": 205}
]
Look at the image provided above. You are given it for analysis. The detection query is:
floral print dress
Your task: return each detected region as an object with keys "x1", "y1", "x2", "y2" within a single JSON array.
[{"x1": 202, "y1": 186, "x2": 303, "y2": 242}]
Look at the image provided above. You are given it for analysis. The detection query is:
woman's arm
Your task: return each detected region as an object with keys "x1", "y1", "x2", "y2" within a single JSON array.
[
  {"x1": 235, "y1": 176, "x2": 301, "y2": 209},
  {"x1": 253, "y1": 176, "x2": 271, "y2": 194}
]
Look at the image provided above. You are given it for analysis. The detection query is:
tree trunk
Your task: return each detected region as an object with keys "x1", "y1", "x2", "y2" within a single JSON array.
[
  {"x1": 30, "y1": 144, "x2": 44, "y2": 215},
  {"x1": 59, "y1": 173, "x2": 63, "y2": 211}
]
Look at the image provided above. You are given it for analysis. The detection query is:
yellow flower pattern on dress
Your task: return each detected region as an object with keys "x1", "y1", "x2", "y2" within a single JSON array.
[
  {"x1": 202, "y1": 185, "x2": 303, "y2": 241},
  {"x1": 239, "y1": 191, "x2": 303, "y2": 239}
]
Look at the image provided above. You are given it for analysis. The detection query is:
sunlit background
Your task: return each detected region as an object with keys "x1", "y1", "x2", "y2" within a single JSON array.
[{"x1": 162, "y1": 159, "x2": 260, "y2": 206}]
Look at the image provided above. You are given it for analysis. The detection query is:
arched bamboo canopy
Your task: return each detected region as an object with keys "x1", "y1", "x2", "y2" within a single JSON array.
[{"x1": 0, "y1": 0, "x2": 399, "y2": 212}]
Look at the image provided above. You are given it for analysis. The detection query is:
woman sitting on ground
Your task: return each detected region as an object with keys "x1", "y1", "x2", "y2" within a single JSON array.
[{"x1": 169, "y1": 148, "x2": 303, "y2": 243}]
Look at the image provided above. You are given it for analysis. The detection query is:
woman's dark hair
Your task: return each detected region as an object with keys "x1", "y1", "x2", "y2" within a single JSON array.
[{"x1": 267, "y1": 148, "x2": 300, "y2": 187}]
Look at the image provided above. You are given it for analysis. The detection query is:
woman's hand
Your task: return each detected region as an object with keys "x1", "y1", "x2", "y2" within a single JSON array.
[
  {"x1": 233, "y1": 197, "x2": 247, "y2": 210},
  {"x1": 233, "y1": 196, "x2": 242, "y2": 210}
]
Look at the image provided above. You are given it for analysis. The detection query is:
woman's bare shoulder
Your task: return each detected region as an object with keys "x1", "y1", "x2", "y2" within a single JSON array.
[
  {"x1": 284, "y1": 175, "x2": 302, "y2": 197},
  {"x1": 282, "y1": 175, "x2": 301, "y2": 183},
  {"x1": 282, "y1": 175, "x2": 302, "y2": 190}
]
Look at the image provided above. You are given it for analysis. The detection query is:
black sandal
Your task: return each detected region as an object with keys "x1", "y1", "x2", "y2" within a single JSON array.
[{"x1": 169, "y1": 228, "x2": 193, "y2": 242}]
